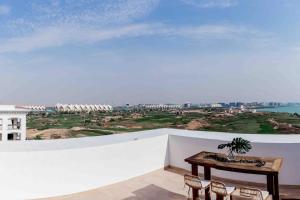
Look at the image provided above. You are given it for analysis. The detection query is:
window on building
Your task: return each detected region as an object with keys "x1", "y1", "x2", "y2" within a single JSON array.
[
  {"x1": 7, "y1": 133, "x2": 21, "y2": 141},
  {"x1": 7, "y1": 118, "x2": 21, "y2": 130},
  {"x1": 0, "y1": 119, "x2": 2, "y2": 130}
]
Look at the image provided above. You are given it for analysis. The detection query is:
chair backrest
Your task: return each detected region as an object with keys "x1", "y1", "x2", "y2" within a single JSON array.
[
  {"x1": 211, "y1": 181, "x2": 228, "y2": 196},
  {"x1": 184, "y1": 174, "x2": 203, "y2": 190},
  {"x1": 240, "y1": 187, "x2": 264, "y2": 200}
]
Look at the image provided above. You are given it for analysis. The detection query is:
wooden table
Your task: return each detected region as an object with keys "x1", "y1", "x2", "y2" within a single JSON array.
[{"x1": 185, "y1": 151, "x2": 283, "y2": 200}]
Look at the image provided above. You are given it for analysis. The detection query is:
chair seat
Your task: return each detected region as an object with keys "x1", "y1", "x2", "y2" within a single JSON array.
[
  {"x1": 261, "y1": 191, "x2": 269, "y2": 199},
  {"x1": 226, "y1": 186, "x2": 236, "y2": 194},
  {"x1": 231, "y1": 188, "x2": 270, "y2": 200},
  {"x1": 200, "y1": 180, "x2": 211, "y2": 188}
]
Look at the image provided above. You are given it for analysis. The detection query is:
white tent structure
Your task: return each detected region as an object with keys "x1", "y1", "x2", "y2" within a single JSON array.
[
  {"x1": 55, "y1": 103, "x2": 113, "y2": 113},
  {"x1": 21, "y1": 105, "x2": 46, "y2": 112}
]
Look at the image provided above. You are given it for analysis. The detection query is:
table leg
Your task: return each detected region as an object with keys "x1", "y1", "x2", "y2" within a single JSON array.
[
  {"x1": 274, "y1": 173, "x2": 279, "y2": 200},
  {"x1": 204, "y1": 166, "x2": 211, "y2": 200},
  {"x1": 267, "y1": 174, "x2": 274, "y2": 198},
  {"x1": 191, "y1": 164, "x2": 199, "y2": 200}
]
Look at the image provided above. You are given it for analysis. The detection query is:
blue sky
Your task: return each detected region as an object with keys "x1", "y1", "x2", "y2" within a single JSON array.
[{"x1": 0, "y1": 0, "x2": 300, "y2": 105}]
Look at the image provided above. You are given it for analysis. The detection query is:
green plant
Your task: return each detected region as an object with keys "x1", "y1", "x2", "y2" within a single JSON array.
[
  {"x1": 218, "y1": 137, "x2": 252, "y2": 160},
  {"x1": 33, "y1": 135, "x2": 43, "y2": 140}
]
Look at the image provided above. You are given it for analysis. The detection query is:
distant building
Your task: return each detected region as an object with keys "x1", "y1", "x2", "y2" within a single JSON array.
[
  {"x1": 269, "y1": 102, "x2": 281, "y2": 107},
  {"x1": 0, "y1": 105, "x2": 29, "y2": 141},
  {"x1": 210, "y1": 103, "x2": 223, "y2": 108},
  {"x1": 183, "y1": 102, "x2": 192, "y2": 109},
  {"x1": 240, "y1": 105, "x2": 246, "y2": 111},
  {"x1": 137, "y1": 104, "x2": 182, "y2": 110},
  {"x1": 229, "y1": 102, "x2": 237, "y2": 107},
  {"x1": 219, "y1": 103, "x2": 228, "y2": 108},
  {"x1": 21, "y1": 105, "x2": 46, "y2": 112},
  {"x1": 55, "y1": 103, "x2": 113, "y2": 113}
]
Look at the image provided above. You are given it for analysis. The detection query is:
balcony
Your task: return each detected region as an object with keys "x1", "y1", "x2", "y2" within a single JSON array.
[
  {"x1": 0, "y1": 129, "x2": 299, "y2": 199},
  {"x1": 7, "y1": 124, "x2": 21, "y2": 130}
]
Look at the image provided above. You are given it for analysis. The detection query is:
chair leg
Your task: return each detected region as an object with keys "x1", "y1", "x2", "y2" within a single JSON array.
[{"x1": 216, "y1": 194, "x2": 225, "y2": 200}]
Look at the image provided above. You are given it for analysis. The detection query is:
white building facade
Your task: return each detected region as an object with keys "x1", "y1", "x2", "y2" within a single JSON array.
[{"x1": 0, "y1": 105, "x2": 29, "y2": 141}]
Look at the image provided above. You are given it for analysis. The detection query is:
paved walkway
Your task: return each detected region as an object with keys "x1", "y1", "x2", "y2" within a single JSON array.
[{"x1": 39, "y1": 167, "x2": 300, "y2": 200}]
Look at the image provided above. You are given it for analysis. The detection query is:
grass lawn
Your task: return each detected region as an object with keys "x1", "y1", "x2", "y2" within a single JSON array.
[{"x1": 27, "y1": 110, "x2": 300, "y2": 140}]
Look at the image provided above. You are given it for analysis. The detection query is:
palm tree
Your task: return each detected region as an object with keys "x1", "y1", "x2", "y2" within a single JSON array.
[{"x1": 218, "y1": 137, "x2": 252, "y2": 160}]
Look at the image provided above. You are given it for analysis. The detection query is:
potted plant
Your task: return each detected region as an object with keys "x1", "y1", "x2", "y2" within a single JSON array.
[{"x1": 218, "y1": 137, "x2": 252, "y2": 160}]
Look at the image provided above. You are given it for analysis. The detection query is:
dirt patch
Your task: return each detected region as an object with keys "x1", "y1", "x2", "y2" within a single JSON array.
[
  {"x1": 27, "y1": 128, "x2": 72, "y2": 140},
  {"x1": 126, "y1": 125, "x2": 143, "y2": 129},
  {"x1": 267, "y1": 118, "x2": 300, "y2": 134},
  {"x1": 71, "y1": 127, "x2": 86, "y2": 131},
  {"x1": 186, "y1": 119, "x2": 210, "y2": 130},
  {"x1": 130, "y1": 113, "x2": 143, "y2": 119},
  {"x1": 183, "y1": 110, "x2": 207, "y2": 114}
]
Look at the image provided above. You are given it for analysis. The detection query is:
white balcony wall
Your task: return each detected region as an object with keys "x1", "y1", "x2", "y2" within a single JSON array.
[
  {"x1": 0, "y1": 132, "x2": 168, "y2": 199},
  {"x1": 0, "y1": 129, "x2": 299, "y2": 199},
  {"x1": 168, "y1": 130, "x2": 300, "y2": 186}
]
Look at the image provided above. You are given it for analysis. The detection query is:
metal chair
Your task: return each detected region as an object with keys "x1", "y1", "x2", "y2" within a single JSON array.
[
  {"x1": 210, "y1": 181, "x2": 235, "y2": 200},
  {"x1": 184, "y1": 174, "x2": 210, "y2": 198},
  {"x1": 238, "y1": 187, "x2": 270, "y2": 200}
]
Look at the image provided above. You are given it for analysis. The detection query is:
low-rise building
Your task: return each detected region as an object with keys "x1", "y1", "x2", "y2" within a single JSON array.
[
  {"x1": 137, "y1": 104, "x2": 183, "y2": 110},
  {"x1": 210, "y1": 103, "x2": 223, "y2": 108},
  {"x1": 55, "y1": 103, "x2": 113, "y2": 113},
  {"x1": 0, "y1": 105, "x2": 29, "y2": 141}
]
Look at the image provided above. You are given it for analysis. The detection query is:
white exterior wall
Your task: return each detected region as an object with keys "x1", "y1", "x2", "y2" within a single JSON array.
[
  {"x1": 0, "y1": 129, "x2": 299, "y2": 199},
  {"x1": 0, "y1": 113, "x2": 27, "y2": 142}
]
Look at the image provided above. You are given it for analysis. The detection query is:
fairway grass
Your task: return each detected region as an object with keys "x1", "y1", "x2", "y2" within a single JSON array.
[{"x1": 27, "y1": 110, "x2": 300, "y2": 140}]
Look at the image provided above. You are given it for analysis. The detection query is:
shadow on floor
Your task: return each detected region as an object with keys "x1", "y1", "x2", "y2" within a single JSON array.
[{"x1": 122, "y1": 184, "x2": 188, "y2": 200}]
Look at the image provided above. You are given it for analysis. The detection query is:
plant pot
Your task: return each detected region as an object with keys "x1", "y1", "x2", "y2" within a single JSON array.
[{"x1": 227, "y1": 150, "x2": 235, "y2": 161}]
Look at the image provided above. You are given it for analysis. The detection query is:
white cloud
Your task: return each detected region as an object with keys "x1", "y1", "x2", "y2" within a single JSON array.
[
  {"x1": 29, "y1": 0, "x2": 160, "y2": 25},
  {"x1": 0, "y1": 5, "x2": 10, "y2": 15},
  {"x1": 0, "y1": 0, "x2": 275, "y2": 54},
  {"x1": 0, "y1": 23, "x2": 276, "y2": 53},
  {"x1": 181, "y1": 0, "x2": 238, "y2": 8},
  {"x1": 175, "y1": 24, "x2": 277, "y2": 45},
  {"x1": 0, "y1": 0, "x2": 160, "y2": 38},
  {"x1": 0, "y1": 24, "x2": 156, "y2": 53}
]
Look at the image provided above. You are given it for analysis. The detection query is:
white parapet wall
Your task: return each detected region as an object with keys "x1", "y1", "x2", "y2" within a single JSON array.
[
  {"x1": 0, "y1": 130, "x2": 169, "y2": 199},
  {"x1": 167, "y1": 129, "x2": 300, "y2": 186},
  {"x1": 0, "y1": 129, "x2": 299, "y2": 199}
]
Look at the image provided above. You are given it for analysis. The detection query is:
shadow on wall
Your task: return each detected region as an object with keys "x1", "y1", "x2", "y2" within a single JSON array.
[
  {"x1": 122, "y1": 184, "x2": 186, "y2": 200},
  {"x1": 164, "y1": 135, "x2": 170, "y2": 166}
]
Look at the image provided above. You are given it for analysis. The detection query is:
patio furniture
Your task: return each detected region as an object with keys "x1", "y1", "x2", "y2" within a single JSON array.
[
  {"x1": 185, "y1": 151, "x2": 283, "y2": 200},
  {"x1": 231, "y1": 187, "x2": 270, "y2": 200},
  {"x1": 210, "y1": 181, "x2": 235, "y2": 200},
  {"x1": 184, "y1": 174, "x2": 211, "y2": 198}
]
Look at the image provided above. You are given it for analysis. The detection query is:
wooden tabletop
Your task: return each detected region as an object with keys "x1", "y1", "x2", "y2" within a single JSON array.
[{"x1": 185, "y1": 151, "x2": 283, "y2": 175}]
